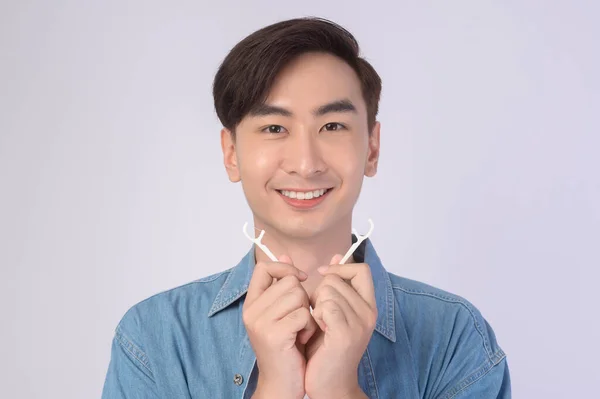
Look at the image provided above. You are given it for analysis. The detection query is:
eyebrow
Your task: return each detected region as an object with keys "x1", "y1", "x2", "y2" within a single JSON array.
[{"x1": 248, "y1": 99, "x2": 357, "y2": 118}]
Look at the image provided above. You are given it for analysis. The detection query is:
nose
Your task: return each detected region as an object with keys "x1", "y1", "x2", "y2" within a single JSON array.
[{"x1": 281, "y1": 131, "x2": 327, "y2": 178}]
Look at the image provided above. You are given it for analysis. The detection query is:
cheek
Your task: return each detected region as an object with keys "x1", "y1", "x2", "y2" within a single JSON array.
[
  {"x1": 331, "y1": 140, "x2": 368, "y2": 179},
  {"x1": 238, "y1": 146, "x2": 279, "y2": 182},
  {"x1": 254, "y1": 148, "x2": 273, "y2": 170}
]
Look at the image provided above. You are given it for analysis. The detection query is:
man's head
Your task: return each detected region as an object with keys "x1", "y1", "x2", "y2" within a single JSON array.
[{"x1": 214, "y1": 17, "x2": 382, "y2": 239}]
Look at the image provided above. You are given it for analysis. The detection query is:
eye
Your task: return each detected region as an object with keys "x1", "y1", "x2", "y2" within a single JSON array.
[
  {"x1": 261, "y1": 125, "x2": 287, "y2": 134},
  {"x1": 321, "y1": 122, "x2": 346, "y2": 132}
]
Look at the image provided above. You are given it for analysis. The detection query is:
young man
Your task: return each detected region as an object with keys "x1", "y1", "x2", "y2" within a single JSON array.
[{"x1": 102, "y1": 18, "x2": 511, "y2": 399}]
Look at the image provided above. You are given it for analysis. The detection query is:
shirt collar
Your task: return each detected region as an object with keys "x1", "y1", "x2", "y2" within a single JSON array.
[{"x1": 208, "y1": 238, "x2": 397, "y2": 343}]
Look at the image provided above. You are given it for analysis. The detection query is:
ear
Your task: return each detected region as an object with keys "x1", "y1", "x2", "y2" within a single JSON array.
[
  {"x1": 221, "y1": 128, "x2": 241, "y2": 182},
  {"x1": 364, "y1": 121, "x2": 380, "y2": 177}
]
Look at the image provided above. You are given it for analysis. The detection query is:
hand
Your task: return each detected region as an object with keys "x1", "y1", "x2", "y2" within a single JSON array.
[
  {"x1": 244, "y1": 255, "x2": 318, "y2": 399},
  {"x1": 304, "y1": 255, "x2": 377, "y2": 399}
]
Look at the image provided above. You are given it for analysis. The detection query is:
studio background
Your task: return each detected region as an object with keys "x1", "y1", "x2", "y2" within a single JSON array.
[{"x1": 1, "y1": 1, "x2": 598, "y2": 398}]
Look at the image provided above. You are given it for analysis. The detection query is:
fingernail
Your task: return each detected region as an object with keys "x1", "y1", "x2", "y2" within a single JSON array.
[
  {"x1": 317, "y1": 266, "x2": 328, "y2": 273},
  {"x1": 299, "y1": 270, "x2": 308, "y2": 278}
]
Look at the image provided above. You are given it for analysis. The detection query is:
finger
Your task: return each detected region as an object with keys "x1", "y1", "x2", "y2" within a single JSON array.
[
  {"x1": 329, "y1": 253, "x2": 344, "y2": 265},
  {"x1": 262, "y1": 285, "x2": 310, "y2": 321},
  {"x1": 245, "y1": 258, "x2": 307, "y2": 306},
  {"x1": 278, "y1": 254, "x2": 293, "y2": 264},
  {"x1": 317, "y1": 263, "x2": 376, "y2": 310},
  {"x1": 278, "y1": 307, "x2": 317, "y2": 344},
  {"x1": 273, "y1": 255, "x2": 293, "y2": 283},
  {"x1": 311, "y1": 307, "x2": 327, "y2": 332},
  {"x1": 296, "y1": 312, "x2": 319, "y2": 345},
  {"x1": 312, "y1": 299, "x2": 348, "y2": 332},
  {"x1": 318, "y1": 274, "x2": 371, "y2": 321},
  {"x1": 314, "y1": 283, "x2": 359, "y2": 326},
  {"x1": 246, "y1": 275, "x2": 305, "y2": 320}
]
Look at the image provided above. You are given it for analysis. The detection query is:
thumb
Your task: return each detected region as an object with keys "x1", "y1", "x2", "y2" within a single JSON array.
[
  {"x1": 329, "y1": 253, "x2": 344, "y2": 265},
  {"x1": 278, "y1": 254, "x2": 293, "y2": 265}
]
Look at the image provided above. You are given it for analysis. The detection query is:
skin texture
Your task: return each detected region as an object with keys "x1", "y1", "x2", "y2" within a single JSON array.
[{"x1": 221, "y1": 52, "x2": 380, "y2": 399}]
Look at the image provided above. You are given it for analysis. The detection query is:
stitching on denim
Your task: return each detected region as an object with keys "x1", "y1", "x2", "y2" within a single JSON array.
[
  {"x1": 440, "y1": 353, "x2": 507, "y2": 399},
  {"x1": 373, "y1": 272, "x2": 395, "y2": 342},
  {"x1": 387, "y1": 276, "x2": 395, "y2": 341},
  {"x1": 210, "y1": 261, "x2": 253, "y2": 314},
  {"x1": 391, "y1": 286, "x2": 493, "y2": 359},
  {"x1": 215, "y1": 289, "x2": 247, "y2": 309},
  {"x1": 364, "y1": 347, "x2": 380, "y2": 399},
  {"x1": 193, "y1": 269, "x2": 231, "y2": 283},
  {"x1": 208, "y1": 268, "x2": 238, "y2": 314},
  {"x1": 131, "y1": 269, "x2": 232, "y2": 312},
  {"x1": 115, "y1": 328, "x2": 154, "y2": 380},
  {"x1": 241, "y1": 358, "x2": 257, "y2": 398}
]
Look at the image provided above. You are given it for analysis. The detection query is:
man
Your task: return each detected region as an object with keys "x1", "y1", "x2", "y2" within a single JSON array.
[{"x1": 102, "y1": 17, "x2": 511, "y2": 399}]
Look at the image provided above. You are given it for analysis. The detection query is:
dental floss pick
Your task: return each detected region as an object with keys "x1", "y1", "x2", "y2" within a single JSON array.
[
  {"x1": 241, "y1": 218, "x2": 374, "y2": 265},
  {"x1": 242, "y1": 222, "x2": 278, "y2": 262},
  {"x1": 338, "y1": 218, "x2": 375, "y2": 264},
  {"x1": 242, "y1": 219, "x2": 374, "y2": 317}
]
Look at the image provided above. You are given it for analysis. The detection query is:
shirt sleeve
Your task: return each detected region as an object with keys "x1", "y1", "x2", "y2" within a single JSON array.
[
  {"x1": 101, "y1": 326, "x2": 160, "y2": 399},
  {"x1": 433, "y1": 314, "x2": 512, "y2": 399},
  {"x1": 443, "y1": 356, "x2": 511, "y2": 399}
]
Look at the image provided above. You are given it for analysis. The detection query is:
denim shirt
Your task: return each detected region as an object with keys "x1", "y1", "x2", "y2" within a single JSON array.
[{"x1": 102, "y1": 238, "x2": 511, "y2": 398}]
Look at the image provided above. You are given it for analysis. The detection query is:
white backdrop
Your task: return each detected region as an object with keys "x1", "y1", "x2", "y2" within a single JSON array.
[{"x1": 1, "y1": 1, "x2": 598, "y2": 398}]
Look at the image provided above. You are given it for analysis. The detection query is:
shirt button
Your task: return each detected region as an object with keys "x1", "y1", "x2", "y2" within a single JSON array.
[{"x1": 233, "y1": 373, "x2": 243, "y2": 386}]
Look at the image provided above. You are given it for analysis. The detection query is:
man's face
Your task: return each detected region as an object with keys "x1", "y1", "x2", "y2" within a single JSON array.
[{"x1": 221, "y1": 52, "x2": 380, "y2": 239}]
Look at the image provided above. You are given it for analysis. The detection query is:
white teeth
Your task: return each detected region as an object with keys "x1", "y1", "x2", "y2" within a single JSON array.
[{"x1": 280, "y1": 189, "x2": 329, "y2": 200}]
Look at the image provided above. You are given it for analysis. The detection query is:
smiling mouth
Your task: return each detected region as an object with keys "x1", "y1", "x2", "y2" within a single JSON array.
[{"x1": 276, "y1": 188, "x2": 333, "y2": 200}]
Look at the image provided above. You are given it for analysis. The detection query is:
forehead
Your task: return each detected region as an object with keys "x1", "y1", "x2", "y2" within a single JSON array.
[{"x1": 264, "y1": 52, "x2": 366, "y2": 113}]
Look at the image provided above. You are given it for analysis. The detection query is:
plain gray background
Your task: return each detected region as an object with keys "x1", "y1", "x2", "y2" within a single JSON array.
[{"x1": 1, "y1": 1, "x2": 598, "y2": 398}]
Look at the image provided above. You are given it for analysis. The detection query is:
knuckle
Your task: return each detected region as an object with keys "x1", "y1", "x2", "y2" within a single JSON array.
[
  {"x1": 322, "y1": 299, "x2": 339, "y2": 312},
  {"x1": 242, "y1": 308, "x2": 256, "y2": 327},
  {"x1": 279, "y1": 275, "x2": 299, "y2": 288},
  {"x1": 290, "y1": 287, "x2": 308, "y2": 305},
  {"x1": 320, "y1": 285, "x2": 337, "y2": 300},
  {"x1": 289, "y1": 307, "x2": 308, "y2": 320},
  {"x1": 361, "y1": 263, "x2": 372, "y2": 276},
  {"x1": 255, "y1": 261, "x2": 267, "y2": 273},
  {"x1": 299, "y1": 306, "x2": 310, "y2": 317},
  {"x1": 290, "y1": 285, "x2": 306, "y2": 296},
  {"x1": 242, "y1": 310, "x2": 251, "y2": 325},
  {"x1": 286, "y1": 308, "x2": 300, "y2": 320}
]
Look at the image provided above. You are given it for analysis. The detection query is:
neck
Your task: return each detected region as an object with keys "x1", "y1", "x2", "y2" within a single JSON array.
[{"x1": 251, "y1": 217, "x2": 355, "y2": 295}]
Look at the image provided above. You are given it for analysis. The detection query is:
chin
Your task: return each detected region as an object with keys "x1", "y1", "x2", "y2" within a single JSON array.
[{"x1": 274, "y1": 218, "x2": 328, "y2": 239}]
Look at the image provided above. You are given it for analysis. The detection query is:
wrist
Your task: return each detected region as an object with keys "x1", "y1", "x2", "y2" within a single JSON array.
[
  {"x1": 310, "y1": 385, "x2": 367, "y2": 399},
  {"x1": 343, "y1": 391, "x2": 368, "y2": 399},
  {"x1": 253, "y1": 378, "x2": 302, "y2": 399},
  {"x1": 338, "y1": 385, "x2": 368, "y2": 399}
]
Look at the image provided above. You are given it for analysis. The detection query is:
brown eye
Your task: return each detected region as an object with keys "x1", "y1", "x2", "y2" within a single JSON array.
[
  {"x1": 264, "y1": 125, "x2": 285, "y2": 134},
  {"x1": 323, "y1": 123, "x2": 345, "y2": 131}
]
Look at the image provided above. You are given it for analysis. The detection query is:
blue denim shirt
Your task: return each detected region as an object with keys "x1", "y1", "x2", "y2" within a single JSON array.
[{"x1": 102, "y1": 239, "x2": 511, "y2": 398}]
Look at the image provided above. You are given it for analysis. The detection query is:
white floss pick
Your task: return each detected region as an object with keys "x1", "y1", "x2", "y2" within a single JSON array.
[
  {"x1": 242, "y1": 222, "x2": 278, "y2": 262},
  {"x1": 242, "y1": 218, "x2": 374, "y2": 265},
  {"x1": 242, "y1": 219, "x2": 375, "y2": 314},
  {"x1": 338, "y1": 218, "x2": 374, "y2": 264}
]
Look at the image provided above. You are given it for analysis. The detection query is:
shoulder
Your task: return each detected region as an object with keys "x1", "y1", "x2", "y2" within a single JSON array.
[
  {"x1": 388, "y1": 272, "x2": 505, "y2": 364},
  {"x1": 115, "y1": 269, "x2": 232, "y2": 337}
]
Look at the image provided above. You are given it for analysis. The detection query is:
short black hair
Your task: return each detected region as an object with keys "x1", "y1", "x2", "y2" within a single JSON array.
[{"x1": 212, "y1": 17, "x2": 382, "y2": 135}]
